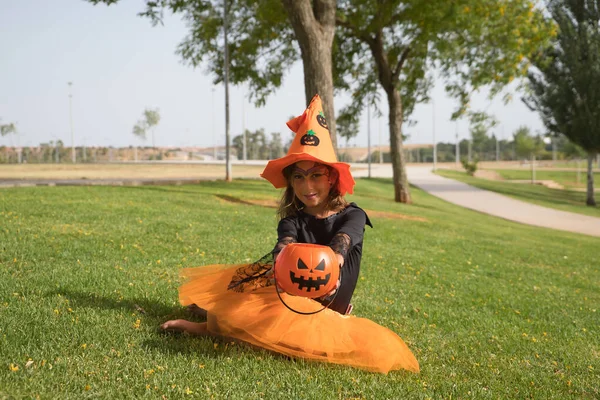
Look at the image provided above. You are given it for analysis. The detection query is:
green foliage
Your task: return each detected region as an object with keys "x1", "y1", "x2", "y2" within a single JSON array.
[
  {"x1": 1, "y1": 181, "x2": 599, "y2": 398},
  {"x1": 269, "y1": 132, "x2": 284, "y2": 159},
  {"x1": 513, "y1": 125, "x2": 545, "y2": 158},
  {"x1": 0, "y1": 120, "x2": 17, "y2": 137},
  {"x1": 231, "y1": 128, "x2": 284, "y2": 160},
  {"x1": 563, "y1": 139, "x2": 587, "y2": 159},
  {"x1": 144, "y1": 108, "x2": 160, "y2": 128},
  {"x1": 524, "y1": 0, "x2": 600, "y2": 205},
  {"x1": 133, "y1": 108, "x2": 160, "y2": 143},
  {"x1": 335, "y1": 0, "x2": 554, "y2": 121},
  {"x1": 525, "y1": 0, "x2": 600, "y2": 155},
  {"x1": 460, "y1": 157, "x2": 478, "y2": 176},
  {"x1": 132, "y1": 123, "x2": 146, "y2": 140},
  {"x1": 336, "y1": 108, "x2": 360, "y2": 147}
]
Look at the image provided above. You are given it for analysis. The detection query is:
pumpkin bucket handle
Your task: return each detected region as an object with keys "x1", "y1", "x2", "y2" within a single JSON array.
[{"x1": 274, "y1": 268, "x2": 342, "y2": 315}]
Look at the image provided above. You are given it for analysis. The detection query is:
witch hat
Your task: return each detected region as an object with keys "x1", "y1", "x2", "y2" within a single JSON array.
[{"x1": 261, "y1": 94, "x2": 355, "y2": 195}]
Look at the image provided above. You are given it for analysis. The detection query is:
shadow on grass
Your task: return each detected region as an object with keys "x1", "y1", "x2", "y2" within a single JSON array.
[
  {"x1": 52, "y1": 289, "x2": 242, "y2": 356},
  {"x1": 214, "y1": 194, "x2": 277, "y2": 209},
  {"x1": 54, "y1": 288, "x2": 188, "y2": 321},
  {"x1": 112, "y1": 185, "x2": 207, "y2": 197},
  {"x1": 113, "y1": 180, "x2": 274, "y2": 196}
]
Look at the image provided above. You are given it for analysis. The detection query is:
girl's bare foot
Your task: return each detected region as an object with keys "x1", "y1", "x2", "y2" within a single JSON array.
[{"x1": 160, "y1": 319, "x2": 208, "y2": 335}]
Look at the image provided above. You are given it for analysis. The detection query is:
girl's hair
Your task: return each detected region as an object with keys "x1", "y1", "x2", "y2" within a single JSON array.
[{"x1": 277, "y1": 162, "x2": 349, "y2": 220}]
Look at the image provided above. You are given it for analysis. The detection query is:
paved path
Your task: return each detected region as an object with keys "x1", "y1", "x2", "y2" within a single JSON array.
[{"x1": 353, "y1": 164, "x2": 600, "y2": 238}]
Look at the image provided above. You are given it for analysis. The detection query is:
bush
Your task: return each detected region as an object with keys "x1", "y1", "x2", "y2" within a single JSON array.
[{"x1": 461, "y1": 157, "x2": 478, "y2": 176}]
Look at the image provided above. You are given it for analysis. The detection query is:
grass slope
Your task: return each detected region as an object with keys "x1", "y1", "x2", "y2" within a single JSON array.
[
  {"x1": 491, "y1": 169, "x2": 600, "y2": 190},
  {"x1": 437, "y1": 169, "x2": 600, "y2": 218},
  {"x1": 0, "y1": 179, "x2": 598, "y2": 399}
]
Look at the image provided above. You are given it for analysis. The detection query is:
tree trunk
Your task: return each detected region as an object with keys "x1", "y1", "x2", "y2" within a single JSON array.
[
  {"x1": 281, "y1": 0, "x2": 337, "y2": 149},
  {"x1": 367, "y1": 32, "x2": 411, "y2": 203},
  {"x1": 224, "y1": 0, "x2": 232, "y2": 182},
  {"x1": 387, "y1": 87, "x2": 412, "y2": 203},
  {"x1": 587, "y1": 153, "x2": 596, "y2": 206}
]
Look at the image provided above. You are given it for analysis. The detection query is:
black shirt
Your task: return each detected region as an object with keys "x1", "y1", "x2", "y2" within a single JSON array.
[{"x1": 275, "y1": 203, "x2": 372, "y2": 314}]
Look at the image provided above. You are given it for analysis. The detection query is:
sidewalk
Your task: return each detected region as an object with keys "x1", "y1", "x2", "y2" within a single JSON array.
[{"x1": 353, "y1": 164, "x2": 600, "y2": 238}]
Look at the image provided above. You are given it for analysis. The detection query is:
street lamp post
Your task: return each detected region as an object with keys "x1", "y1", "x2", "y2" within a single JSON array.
[
  {"x1": 212, "y1": 87, "x2": 216, "y2": 160},
  {"x1": 242, "y1": 90, "x2": 247, "y2": 163},
  {"x1": 455, "y1": 122, "x2": 459, "y2": 167},
  {"x1": 68, "y1": 82, "x2": 76, "y2": 163},
  {"x1": 367, "y1": 102, "x2": 371, "y2": 178},
  {"x1": 223, "y1": 0, "x2": 232, "y2": 181},
  {"x1": 378, "y1": 112, "x2": 383, "y2": 164},
  {"x1": 432, "y1": 98, "x2": 437, "y2": 171},
  {"x1": 496, "y1": 132, "x2": 500, "y2": 162},
  {"x1": 82, "y1": 137, "x2": 87, "y2": 163}
]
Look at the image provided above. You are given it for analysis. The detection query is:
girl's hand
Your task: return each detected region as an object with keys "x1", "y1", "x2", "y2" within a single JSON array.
[
  {"x1": 318, "y1": 275, "x2": 341, "y2": 301},
  {"x1": 265, "y1": 267, "x2": 285, "y2": 293}
]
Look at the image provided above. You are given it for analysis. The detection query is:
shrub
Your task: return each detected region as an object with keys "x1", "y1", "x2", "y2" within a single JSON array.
[{"x1": 461, "y1": 157, "x2": 478, "y2": 176}]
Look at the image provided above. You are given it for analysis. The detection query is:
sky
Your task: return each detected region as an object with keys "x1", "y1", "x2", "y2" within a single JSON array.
[{"x1": 0, "y1": 0, "x2": 545, "y2": 149}]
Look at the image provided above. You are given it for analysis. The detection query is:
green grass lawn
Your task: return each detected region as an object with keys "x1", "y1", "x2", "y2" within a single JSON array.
[
  {"x1": 490, "y1": 169, "x2": 600, "y2": 190},
  {"x1": 1, "y1": 179, "x2": 598, "y2": 399},
  {"x1": 437, "y1": 169, "x2": 600, "y2": 218}
]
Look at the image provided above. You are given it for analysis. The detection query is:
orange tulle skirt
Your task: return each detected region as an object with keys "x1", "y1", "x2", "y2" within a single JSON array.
[{"x1": 178, "y1": 264, "x2": 420, "y2": 374}]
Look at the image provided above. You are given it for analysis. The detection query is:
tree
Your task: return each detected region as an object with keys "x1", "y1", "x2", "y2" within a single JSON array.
[
  {"x1": 88, "y1": 0, "x2": 340, "y2": 147},
  {"x1": 281, "y1": 0, "x2": 338, "y2": 148},
  {"x1": 336, "y1": 111, "x2": 359, "y2": 148},
  {"x1": 132, "y1": 108, "x2": 160, "y2": 150},
  {"x1": 334, "y1": 0, "x2": 553, "y2": 203},
  {"x1": 469, "y1": 113, "x2": 498, "y2": 160},
  {"x1": 513, "y1": 126, "x2": 545, "y2": 183},
  {"x1": 144, "y1": 108, "x2": 161, "y2": 149},
  {"x1": 0, "y1": 120, "x2": 17, "y2": 142},
  {"x1": 1, "y1": 120, "x2": 17, "y2": 163},
  {"x1": 233, "y1": 129, "x2": 270, "y2": 159},
  {"x1": 269, "y1": 132, "x2": 284, "y2": 159},
  {"x1": 524, "y1": 0, "x2": 600, "y2": 206}
]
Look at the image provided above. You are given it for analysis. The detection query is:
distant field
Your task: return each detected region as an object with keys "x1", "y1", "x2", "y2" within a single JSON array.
[
  {"x1": 2, "y1": 161, "x2": 598, "y2": 182},
  {"x1": 0, "y1": 163, "x2": 267, "y2": 180}
]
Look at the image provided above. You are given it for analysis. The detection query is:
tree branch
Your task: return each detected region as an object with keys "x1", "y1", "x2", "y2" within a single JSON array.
[
  {"x1": 336, "y1": 16, "x2": 374, "y2": 46},
  {"x1": 281, "y1": 0, "x2": 314, "y2": 30},
  {"x1": 392, "y1": 47, "x2": 411, "y2": 81}
]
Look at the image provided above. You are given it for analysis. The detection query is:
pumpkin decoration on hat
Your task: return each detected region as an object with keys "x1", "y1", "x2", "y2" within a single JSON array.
[
  {"x1": 261, "y1": 94, "x2": 356, "y2": 195},
  {"x1": 274, "y1": 243, "x2": 340, "y2": 299}
]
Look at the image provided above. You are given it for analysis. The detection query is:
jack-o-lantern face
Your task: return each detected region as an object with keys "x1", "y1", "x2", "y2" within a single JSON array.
[
  {"x1": 274, "y1": 243, "x2": 339, "y2": 298},
  {"x1": 300, "y1": 130, "x2": 320, "y2": 146},
  {"x1": 316, "y1": 111, "x2": 328, "y2": 130}
]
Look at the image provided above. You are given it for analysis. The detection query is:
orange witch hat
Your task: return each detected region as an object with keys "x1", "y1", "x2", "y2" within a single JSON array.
[{"x1": 261, "y1": 94, "x2": 355, "y2": 195}]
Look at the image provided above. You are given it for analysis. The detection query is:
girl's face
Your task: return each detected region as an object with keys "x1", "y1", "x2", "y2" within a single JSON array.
[{"x1": 290, "y1": 161, "x2": 332, "y2": 211}]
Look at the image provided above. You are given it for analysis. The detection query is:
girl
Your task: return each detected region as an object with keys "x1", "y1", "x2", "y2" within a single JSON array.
[{"x1": 161, "y1": 95, "x2": 419, "y2": 374}]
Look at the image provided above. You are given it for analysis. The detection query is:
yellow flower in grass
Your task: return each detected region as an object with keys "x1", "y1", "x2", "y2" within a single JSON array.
[{"x1": 9, "y1": 363, "x2": 19, "y2": 372}]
